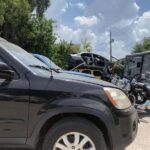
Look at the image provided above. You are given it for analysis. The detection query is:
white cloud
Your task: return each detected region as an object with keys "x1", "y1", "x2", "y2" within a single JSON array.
[
  {"x1": 71, "y1": 0, "x2": 141, "y2": 58},
  {"x1": 133, "y1": 2, "x2": 140, "y2": 11},
  {"x1": 135, "y1": 11, "x2": 150, "y2": 29},
  {"x1": 55, "y1": 23, "x2": 135, "y2": 59},
  {"x1": 56, "y1": 24, "x2": 98, "y2": 44},
  {"x1": 55, "y1": 24, "x2": 97, "y2": 50},
  {"x1": 56, "y1": 27, "x2": 134, "y2": 59},
  {"x1": 135, "y1": 29, "x2": 150, "y2": 41},
  {"x1": 80, "y1": 0, "x2": 142, "y2": 58},
  {"x1": 74, "y1": 16, "x2": 98, "y2": 27},
  {"x1": 76, "y1": 2, "x2": 86, "y2": 10},
  {"x1": 112, "y1": 41, "x2": 130, "y2": 58},
  {"x1": 55, "y1": 24, "x2": 82, "y2": 43},
  {"x1": 45, "y1": 0, "x2": 68, "y2": 21},
  {"x1": 61, "y1": 2, "x2": 69, "y2": 13},
  {"x1": 113, "y1": 19, "x2": 134, "y2": 29},
  {"x1": 46, "y1": 0, "x2": 150, "y2": 59},
  {"x1": 85, "y1": 0, "x2": 139, "y2": 32},
  {"x1": 98, "y1": 13, "x2": 104, "y2": 20},
  {"x1": 133, "y1": 11, "x2": 150, "y2": 41}
]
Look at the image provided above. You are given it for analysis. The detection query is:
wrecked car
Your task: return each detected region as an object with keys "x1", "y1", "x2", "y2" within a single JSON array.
[{"x1": 68, "y1": 52, "x2": 112, "y2": 81}]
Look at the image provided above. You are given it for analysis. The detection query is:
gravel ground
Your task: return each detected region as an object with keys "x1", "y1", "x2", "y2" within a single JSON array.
[
  {"x1": 126, "y1": 106, "x2": 150, "y2": 150},
  {"x1": 3, "y1": 106, "x2": 150, "y2": 150}
]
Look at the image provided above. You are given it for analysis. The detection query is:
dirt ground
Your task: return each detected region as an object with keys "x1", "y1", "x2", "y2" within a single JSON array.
[{"x1": 126, "y1": 106, "x2": 150, "y2": 150}]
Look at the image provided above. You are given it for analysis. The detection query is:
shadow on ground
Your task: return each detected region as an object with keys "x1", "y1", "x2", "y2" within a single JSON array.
[{"x1": 138, "y1": 106, "x2": 150, "y2": 123}]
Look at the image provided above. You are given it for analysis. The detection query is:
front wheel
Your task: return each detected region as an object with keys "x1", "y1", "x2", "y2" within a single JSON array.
[{"x1": 42, "y1": 117, "x2": 107, "y2": 150}]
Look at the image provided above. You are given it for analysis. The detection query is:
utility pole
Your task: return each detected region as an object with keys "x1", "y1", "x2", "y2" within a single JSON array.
[{"x1": 109, "y1": 31, "x2": 113, "y2": 62}]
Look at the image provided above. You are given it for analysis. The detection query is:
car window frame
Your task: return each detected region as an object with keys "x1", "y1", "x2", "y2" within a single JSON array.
[{"x1": 0, "y1": 55, "x2": 19, "y2": 81}]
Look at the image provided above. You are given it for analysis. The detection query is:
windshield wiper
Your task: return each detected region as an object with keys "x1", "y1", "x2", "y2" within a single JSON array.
[
  {"x1": 29, "y1": 65, "x2": 51, "y2": 71},
  {"x1": 51, "y1": 68, "x2": 61, "y2": 73}
]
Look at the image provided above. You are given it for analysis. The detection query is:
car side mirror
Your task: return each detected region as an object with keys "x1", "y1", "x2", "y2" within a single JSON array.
[{"x1": 0, "y1": 63, "x2": 14, "y2": 80}]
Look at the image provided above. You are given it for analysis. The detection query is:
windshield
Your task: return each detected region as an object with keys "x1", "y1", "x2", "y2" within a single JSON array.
[
  {"x1": 32, "y1": 54, "x2": 60, "y2": 70},
  {"x1": 50, "y1": 60, "x2": 60, "y2": 70},
  {"x1": 1, "y1": 41, "x2": 50, "y2": 74}
]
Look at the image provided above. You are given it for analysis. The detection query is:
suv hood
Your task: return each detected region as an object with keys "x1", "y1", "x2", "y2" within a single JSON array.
[{"x1": 54, "y1": 72, "x2": 117, "y2": 88}]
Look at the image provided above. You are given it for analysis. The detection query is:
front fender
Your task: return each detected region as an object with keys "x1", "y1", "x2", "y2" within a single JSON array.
[{"x1": 26, "y1": 98, "x2": 116, "y2": 148}]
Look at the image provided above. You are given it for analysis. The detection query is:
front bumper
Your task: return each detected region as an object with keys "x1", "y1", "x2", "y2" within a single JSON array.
[{"x1": 111, "y1": 106, "x2": 138, "y2": 150}]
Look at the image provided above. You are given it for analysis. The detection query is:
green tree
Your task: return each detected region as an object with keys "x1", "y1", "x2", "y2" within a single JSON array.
[
  {"x1": 0, "y1": 0, "x2": 55, "y2": 55},
  {"x1": 0, "y1": 0, "x2": 30, "y2": 43},
  {"x1": 21, "y1": 17, "x2": 56, "y2": 56},
  {"x1": 81, "y1": 38, "x2": 92, "y2": 52},
  {"x1": 0, "y1": 0, "x2": 6, "y2": 26},
  {"x1": 133, "y1": 37, "x2": 150, "y2": 53},
  {"x1": 0, "y1": 0, "x2": 78, "y2": 69},
  {"x1": 28, "y1": 0, "x2": 51, "y2": 17},
  {"x1": 51, "y1": 41, "x2": 80, "y2": 69},
  {"x1": 0, "y1": 0, "x2": 51, "y2": 43},
  {"x1": 113, "y1": 59, "x2": 125, "y2": 77},
  {"x1": 35, "y1": 0, "x2": 51, "y2": 17}
]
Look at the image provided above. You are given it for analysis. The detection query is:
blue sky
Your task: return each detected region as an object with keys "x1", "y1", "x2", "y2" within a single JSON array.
[
  {"x1": 46, "y1": 0, "x2": 150, "y2": 59},
  {"x1": 136, "y1": 0, "x2": 150, "y2": 14}
]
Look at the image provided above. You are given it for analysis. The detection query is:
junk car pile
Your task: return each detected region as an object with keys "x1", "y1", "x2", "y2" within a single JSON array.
[
  {"x1": 68, "y1": 52, "x2": 112, "y2": 81},
  {"x1": 68, "y1": 51, "x2": 150, "y2": 106}
]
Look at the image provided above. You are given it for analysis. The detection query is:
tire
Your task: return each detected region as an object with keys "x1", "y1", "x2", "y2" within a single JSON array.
[{"x1": 42, "y1": 117, "x2": 107, "y2": 150}]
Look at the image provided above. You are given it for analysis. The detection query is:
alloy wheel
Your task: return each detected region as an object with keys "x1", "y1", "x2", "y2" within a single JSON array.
[{"x1": 53, "y1": 132, "x2": 96, "y2": 150}]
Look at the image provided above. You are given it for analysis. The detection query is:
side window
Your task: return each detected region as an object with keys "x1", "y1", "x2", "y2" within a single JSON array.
[
  {"x1": 0, "y1": 57, "x2": 5, "y2": 63},
  {"x1": 93, "y1": 71, "x2": 102, "y2": 76},
  {"x1": 82, "y1": 70, "x2": 92, "y2": 74},
  {"x1": 137, "y1": 62, "x2": 141, "y2": 68}
]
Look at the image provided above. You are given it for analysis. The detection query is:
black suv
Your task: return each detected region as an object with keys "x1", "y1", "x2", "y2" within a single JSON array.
[{"x1": 0, "y1": 38, "x2": 138, "y2": 150}]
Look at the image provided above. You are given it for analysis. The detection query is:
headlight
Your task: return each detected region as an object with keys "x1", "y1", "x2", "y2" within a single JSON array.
[{"x1": 104, "y1": 87, "x2": 131, "y2": 109}]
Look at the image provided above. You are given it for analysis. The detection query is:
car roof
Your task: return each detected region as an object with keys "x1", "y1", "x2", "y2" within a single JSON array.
[
  {"x1": 0, "y1": 37, "x2": 7, "y2": 42},
  {"x1": 126, "y1": 51, "x2": 150, "y2": 57},
  {"x1": 71, "y1": 52, "x2": 110, "y2": 62}
]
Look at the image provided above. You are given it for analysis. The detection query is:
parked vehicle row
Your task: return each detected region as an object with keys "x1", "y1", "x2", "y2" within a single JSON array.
[{"x1": 0, "y1": 38, "x2": 138, "y2": 150}]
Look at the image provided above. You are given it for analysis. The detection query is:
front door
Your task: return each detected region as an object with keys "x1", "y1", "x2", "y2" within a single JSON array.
[{"x1": 0, "y1": 56, "x2": 29, "y2": 144}]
